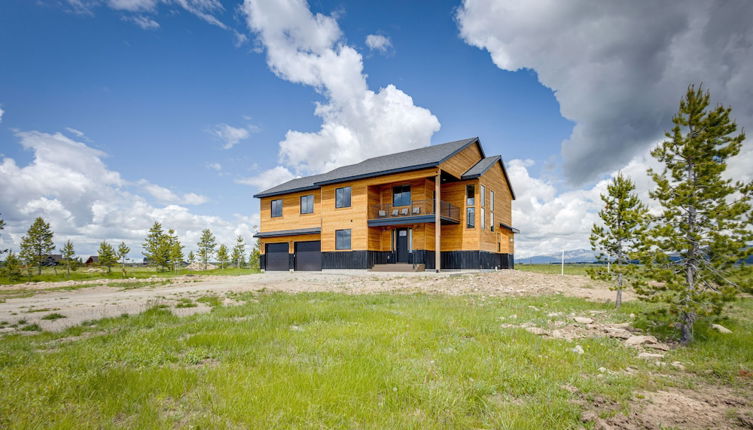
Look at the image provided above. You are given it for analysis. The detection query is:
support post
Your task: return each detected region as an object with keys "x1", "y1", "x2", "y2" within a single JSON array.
[{"x1": 435, "y1": 170, "x2": 441, "y2": 272}]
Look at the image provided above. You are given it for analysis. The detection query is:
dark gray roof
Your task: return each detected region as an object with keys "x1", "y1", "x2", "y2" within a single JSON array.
[
  {"x1": 461, "y1": 156, "x2": 501, "y2": 179},
  {"x1": 253, "y1": 137, "x2": 479, "y2": 198},
  {"x1": 253, "y1": 227, "x2": 321, "y2": 238}
]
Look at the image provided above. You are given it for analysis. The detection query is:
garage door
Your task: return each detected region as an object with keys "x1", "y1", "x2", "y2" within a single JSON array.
[
  {"x1": 295, "y1": 241, "x2": 321, "y2": 271},
  {"x1": 265, "y1": 243, "x2": 289, "y2": 271}
]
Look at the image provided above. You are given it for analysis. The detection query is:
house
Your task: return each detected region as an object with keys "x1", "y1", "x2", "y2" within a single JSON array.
[
  {"x1": 85, "y1": 256, "x2": 99, "y2": 265},
  {"x1": 41, "y1": 254, "x2": 63, "y2": 266},
  {"x1": 253, "y1": 137, "x2": 517, "y2": 272}
]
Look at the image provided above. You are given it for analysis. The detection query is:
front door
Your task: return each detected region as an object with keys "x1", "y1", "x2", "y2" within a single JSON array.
[{"x1": 396, "y1": 229, "x2": 409, "y2": 263}]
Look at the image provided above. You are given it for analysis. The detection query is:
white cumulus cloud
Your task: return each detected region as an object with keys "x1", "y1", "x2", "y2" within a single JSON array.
[
  {"x1": 236, "y1": 166, "x2": 295, "y2": 191},
  {"x1": 240, "y1": 0, "x2": 440, "y2": 183},
  {"x1": 123, "y1": 14, "x2": 160, "y2": 29},
  {"x1": 457, "y1": 0, "x2": 753, "y2": 184},
  {"x1": 365, "y1": 34, "x2": 391, "y2": 53},
  {"x1": 208, "y1": 123, "x2": 254, "y2": 149}
]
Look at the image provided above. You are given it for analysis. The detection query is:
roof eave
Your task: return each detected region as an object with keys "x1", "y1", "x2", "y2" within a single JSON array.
[{"x1": 253, "y1": 185, "x2": 321, "y2": 199}]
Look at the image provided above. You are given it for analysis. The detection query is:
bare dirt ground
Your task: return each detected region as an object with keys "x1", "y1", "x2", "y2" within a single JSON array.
[{"x1": 0, "y1": 270, "x2": 627, "y2": 333}]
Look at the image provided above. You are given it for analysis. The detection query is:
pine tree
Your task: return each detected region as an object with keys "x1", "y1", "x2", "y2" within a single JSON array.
[
  {"x1": 588, "y1": 174, "x2": 648, "y2": 308},
  {"x1": 61, "y1": 240, "x2": 75, "y2": 276},
  {"x1": 19, "y1": 217, "x2": 55, "y2": 275},
  {"x1": 0, "y1": 213, "x2": 7, "y2": 257},
  {"x1": 167, "y1": 229, "x2": 183, "y2": 272},
  {"x1": 143, "y1": 222, "x2": 170, "y2": 271},
  {"x1": 217, "y1": 244, "x2": 229, "y2": 269},
  {"x1": 97, "y1": 241, "x2": 116, "y2": 273},
  {"x1": 2, "y1": 251, "x2": 22, "y2": 281},
  {"x1": 117, "y1": 242, "x2": 130, "y2": 277},
  {"x1": 187, "y1": 250, "x2": 195, "y2": 265},
  {"x1": 637, "y1": 85, "x2": 753, "y2": 344},
  {"x1": 249, "y1": 241, "x2": 261, "y2": 271},
  {"x1": 231, "y1": 235, "x2": 246, "y2": 269},
  {"x1": 197, "y1": 229, "x2": 216, "y2": 270}
]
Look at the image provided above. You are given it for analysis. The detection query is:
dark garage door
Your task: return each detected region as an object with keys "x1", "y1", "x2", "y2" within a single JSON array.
[
  {"x1": 295, "y1": 241, "x2": 321, "y2": 271},
  {"x1": 265, "y1": 243, "x2": 289, "y2": 271}
]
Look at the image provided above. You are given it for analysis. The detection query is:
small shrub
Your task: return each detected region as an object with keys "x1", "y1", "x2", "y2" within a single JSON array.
[
  {"x1": 21, "y1": 323, "x2": 41, "y2": 332},
  {"x1": 41, "y1": 313, "x2": 66, "y2": 321}
]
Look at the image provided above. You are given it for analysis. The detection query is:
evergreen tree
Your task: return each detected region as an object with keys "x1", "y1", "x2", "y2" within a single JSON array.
[
  {"x1": 217, "y1": 244, "x2": 229, "y2": 269},
  {"x1": 0, "y1": 213, "x2": 7, "y2": 257},
  {"x1": 2, "y1": 251, "x2": 22, "y2": 281},
  {"x1": 231, "y1": 235, "x2": 246, "y2": 268},
  {"x1": 588, "y1": 173, "x2": 648, "y2": 308},
  {"x1": 19, "y1": 217, "x2": 55, "y2": 275},
  {"x1": 97, "y1": 241, "x2": 117, "y2": 273},
  {"x1": 61, "y1": 240, "x2": 75, "y2": 277},
  {"x1": 637, "y1": 85, "x2": 753, "y2": 344},
  {"x1": 187, "y1": 250, "x2": 195, "y2": 265},
  {"x1": 117, "y1": 242, "x2": 130, "y2": 277},
  {"x1": 197, "y1": 229, "x2": 216, "y2": 270},
  {"x1": 167, "y1": 229, "x2": 183, "y2": 272},
  {"x1": 143, "y1": 222, "x2": 170, "y2": 271},
  {"x1": 249, "y1": 241, "x2": 261, "y2": 271}
]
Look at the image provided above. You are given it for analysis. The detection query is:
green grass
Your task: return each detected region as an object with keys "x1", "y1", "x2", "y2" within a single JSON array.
[
  {"x1": 0, "y1": 266, "x2": 260, "y2": 285},
  {"x1": 41, "y1": 313, "x2": 67, "y2": 321},
  {"x1": 1, "y1": 292, "x2": 750, "y2": 428},
  {"x1": 516, "y1": 263, "x2": 599, "y2": 276}
]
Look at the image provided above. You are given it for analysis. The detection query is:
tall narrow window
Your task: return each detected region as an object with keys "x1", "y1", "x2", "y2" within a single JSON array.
[
  {"x1": 481, "y1": 207, "x2": 485, "y2": 230},
  {"x1": 336, "y1": 229, "x2": 351, "y2": 250},
  {"x1": 392, "y1": 185, "x2": 411, "y2": 206},
  {"x1": 490, "y1": 190, "x2": 495, "y2": 231},
  {"x1": 466, "y1": 207, "x2": 475, "y2": 228},
  {"x1": 271, "y1": 199, "x2": 282, "y2": 218},
  {"x1": 481, "y1": 185, "x2": 486, "y2": 208},
  {"x1": 490, "y1": 212, "x2": 494, "y2": 232},
  {"x1": 300, "y1": 195, "x2": 314, "y2": 214},
  {"x1": 466, "y1": 185, "x2": 475, "y2": 206},
  {"x1": 335, "y1": 186, "x2": 351, "y2": 208}
]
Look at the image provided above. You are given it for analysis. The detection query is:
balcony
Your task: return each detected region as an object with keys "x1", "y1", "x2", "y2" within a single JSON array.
[{"x1": 368, "y1": 199, "x2": 460, "y2": 226}]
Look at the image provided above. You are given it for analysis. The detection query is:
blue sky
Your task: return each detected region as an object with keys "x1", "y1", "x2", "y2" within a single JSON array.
[{"x1": 1, "y1": 0, "x2": 751, "y2": 258}]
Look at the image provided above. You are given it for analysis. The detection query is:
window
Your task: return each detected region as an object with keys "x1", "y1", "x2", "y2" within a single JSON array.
[
  {"x1": 466, "y1": 185, "x2": 475, "y2": 206},
  {"x1": 490, "y1": 212, "x2": 495, "y2": 232},
  {"x1": 466, "y1": 207, "x2": 475, "y2": 228},
  {"x1": 490, "y1": 191, "x2": 495, "y2": 211},
  {"x1": 335, "y1": 187, "x2": 351, "y2": 208},
  {"x1": 336, "y1": 229, "x2": 351, "y2": 250},
  {"x1": 271, "y1": 199, "x2": 282, "y2": 218},
  {"x1": 481, "y1": 207, "x2": 485, "y2": 230},
  {"x1": 300, "y1": 195, "x2": 314, "y2": 214},
  {"x1": 392, "y1": 185, "x2": 411, "y2": 207},
  {"x1": 481, "y1": 185, "x2": 486, "y2": 208}
]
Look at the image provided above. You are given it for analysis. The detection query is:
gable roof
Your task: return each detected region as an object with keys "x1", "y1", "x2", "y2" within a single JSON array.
[
  {"x1": 461, "y1": 155, "x2": 516, "y2": 200},
  {"x1": 253, "y1": 136, "x2": 515, "y2": 200},
  {"x1": 254, "y1": 137, "x2": 479, "y2": 198}
]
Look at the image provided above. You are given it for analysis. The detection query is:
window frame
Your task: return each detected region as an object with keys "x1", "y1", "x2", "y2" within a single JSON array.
[
  {"x1": 481, "y1": 207, "x2": 485, "y2": 230},
  {"x1": 490, "y1": 190, "x2": 495, "y2": 211},
  {"x1": 466, "y1": 207, "x2": 475, "y2": 228},
  {"x1": 490, "y1": 212, "x2": 494, "y2": 232},
  {"x1": 481, "y1": 185, "x2": 486, "y2": 208},
  {"x1": 335, "y1": 187, "x2": 352, "y2": 208},
  {"x1": 335, "y1": 229, "x2": 352, "y2": 250},
  {"x1": 300, "y1": 194, "x2": 314, "y2": 214},
  {"x1": 270, "y1": 199, "x2": 283, "y2": 218},
  {"x1": 466, "y1": 184, "x2": 475, "y2": 206},
  {"x1": 392, "y1": 185, "x2": 411, "y2": 207}
]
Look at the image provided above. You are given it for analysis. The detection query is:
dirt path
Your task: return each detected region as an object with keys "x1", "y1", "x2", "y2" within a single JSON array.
[{"x1": 0, "y1": 270, "x2": 627, "y2": 333}]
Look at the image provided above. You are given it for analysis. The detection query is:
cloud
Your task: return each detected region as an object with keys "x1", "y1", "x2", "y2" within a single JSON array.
[
  {"x1": 123, "y1": 14, "x2": 160, "y2": 29},
  {"x1": 207, "y1": 162, "x2": 222, "y2": 171},
  {"x1": 64, "y1": 127, "x2": 87, "y2": 139},
  {"x1": 241, "y1": 0, "x2": 440, "y2": 178},
  {"x1": 107, "y1": 0, "x2": 156, "y2": 12},
  {"x1": 457, "y1": 0, "x2": 753, "y2": 184},
  {"x1": 139, "y1": 181, "x2": 208, "y2": 205},
  {"x1": 236, "y1": 166, "x2": 295, "y2": 191},
  {"x1": 0, "y1": 130, "x2": 252, "y2": 258},
  {"x1": 365, "y1": 34, "x2": 391, "y2": 53},
  {"x1": 0, "y1": 107, "x2": 4, "y2": 123},
  {"x1": 208, "y1": 123, "x2": 255, "y2": 149}
]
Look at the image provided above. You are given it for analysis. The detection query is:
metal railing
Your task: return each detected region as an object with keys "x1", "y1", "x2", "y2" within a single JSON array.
[{"x1": 368, "y1": 199, "x2": 460, "y2": 222}]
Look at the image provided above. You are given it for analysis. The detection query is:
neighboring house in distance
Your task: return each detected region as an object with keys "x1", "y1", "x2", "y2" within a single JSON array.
[
  {"x1": 41, "y1": 254, "x2": 63, "y2": 266},
  {"x1": 253, "y1": 137, "x2": 518, "y2": 272},
  {"x1": 85, "y1": 256, "x2": 99, "y2": 266}
]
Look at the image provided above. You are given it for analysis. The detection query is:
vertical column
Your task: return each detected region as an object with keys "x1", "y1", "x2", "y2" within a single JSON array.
[{"x1": 435, "y1": 170, "x2": 441, "y2": 272}]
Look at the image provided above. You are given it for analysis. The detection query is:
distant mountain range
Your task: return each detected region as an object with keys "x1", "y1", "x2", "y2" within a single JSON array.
[{"x1": 518, "y1": 249, "x2": 598, "y2": 264}]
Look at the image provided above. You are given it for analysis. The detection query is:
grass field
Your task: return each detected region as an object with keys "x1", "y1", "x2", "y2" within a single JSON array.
[
  {"x1": 1, "y1": 292, "x2": 751, "y2": 428},
  {"x1": 0, "y1": 266, "x2": 260, "y2": 285},
  {"x1": 515, "y1": 263, "x2": 599, "y2": 276}
]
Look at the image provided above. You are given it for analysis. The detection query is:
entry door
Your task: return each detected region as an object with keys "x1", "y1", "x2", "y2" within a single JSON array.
[{"x1": 396, "y1": 229, "x2": 409, "y2": 263}]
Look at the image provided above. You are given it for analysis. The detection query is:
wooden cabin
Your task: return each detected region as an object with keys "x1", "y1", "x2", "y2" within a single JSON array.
[{"x1": 253, "y1": 137, "x2": 517, "y2": 271}]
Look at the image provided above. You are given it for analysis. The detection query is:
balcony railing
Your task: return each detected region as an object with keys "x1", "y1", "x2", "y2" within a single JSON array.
[{"x1": 368, "y1": 199, "x2": 460, "y2": 223}]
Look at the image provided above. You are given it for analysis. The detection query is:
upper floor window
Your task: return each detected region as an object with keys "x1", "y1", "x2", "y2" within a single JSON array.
[
  {"x1": 466, "y1": 185, "x2": 475, "y2": 206},
  {"x1": 490, "y1": 212, "x2": 495, "y2": 232},
  {"x1": 300, "y1": 195, "x2": 314, "y2": 214},
  {"x1": 392, "y1": 185, "x2": 411, "y2": 207},
  {"x1": 335, "y1": 187, "x2": 351, "y2": 208},
  {"x1": 481, "y1": 185, "x2": 486, "y2": 208},
  {"x1": 490, "y1": 190, "x2": 495, "y2": 211},
  {"x1": 481, "y1": 207, "x2": 486, "y2": 230},
  {"x1": 271, "y1": 199, "x2": 282, "y2": 218},
  {"x1": 336, "y1": 229, "x2": 352, "y2": 250}
]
